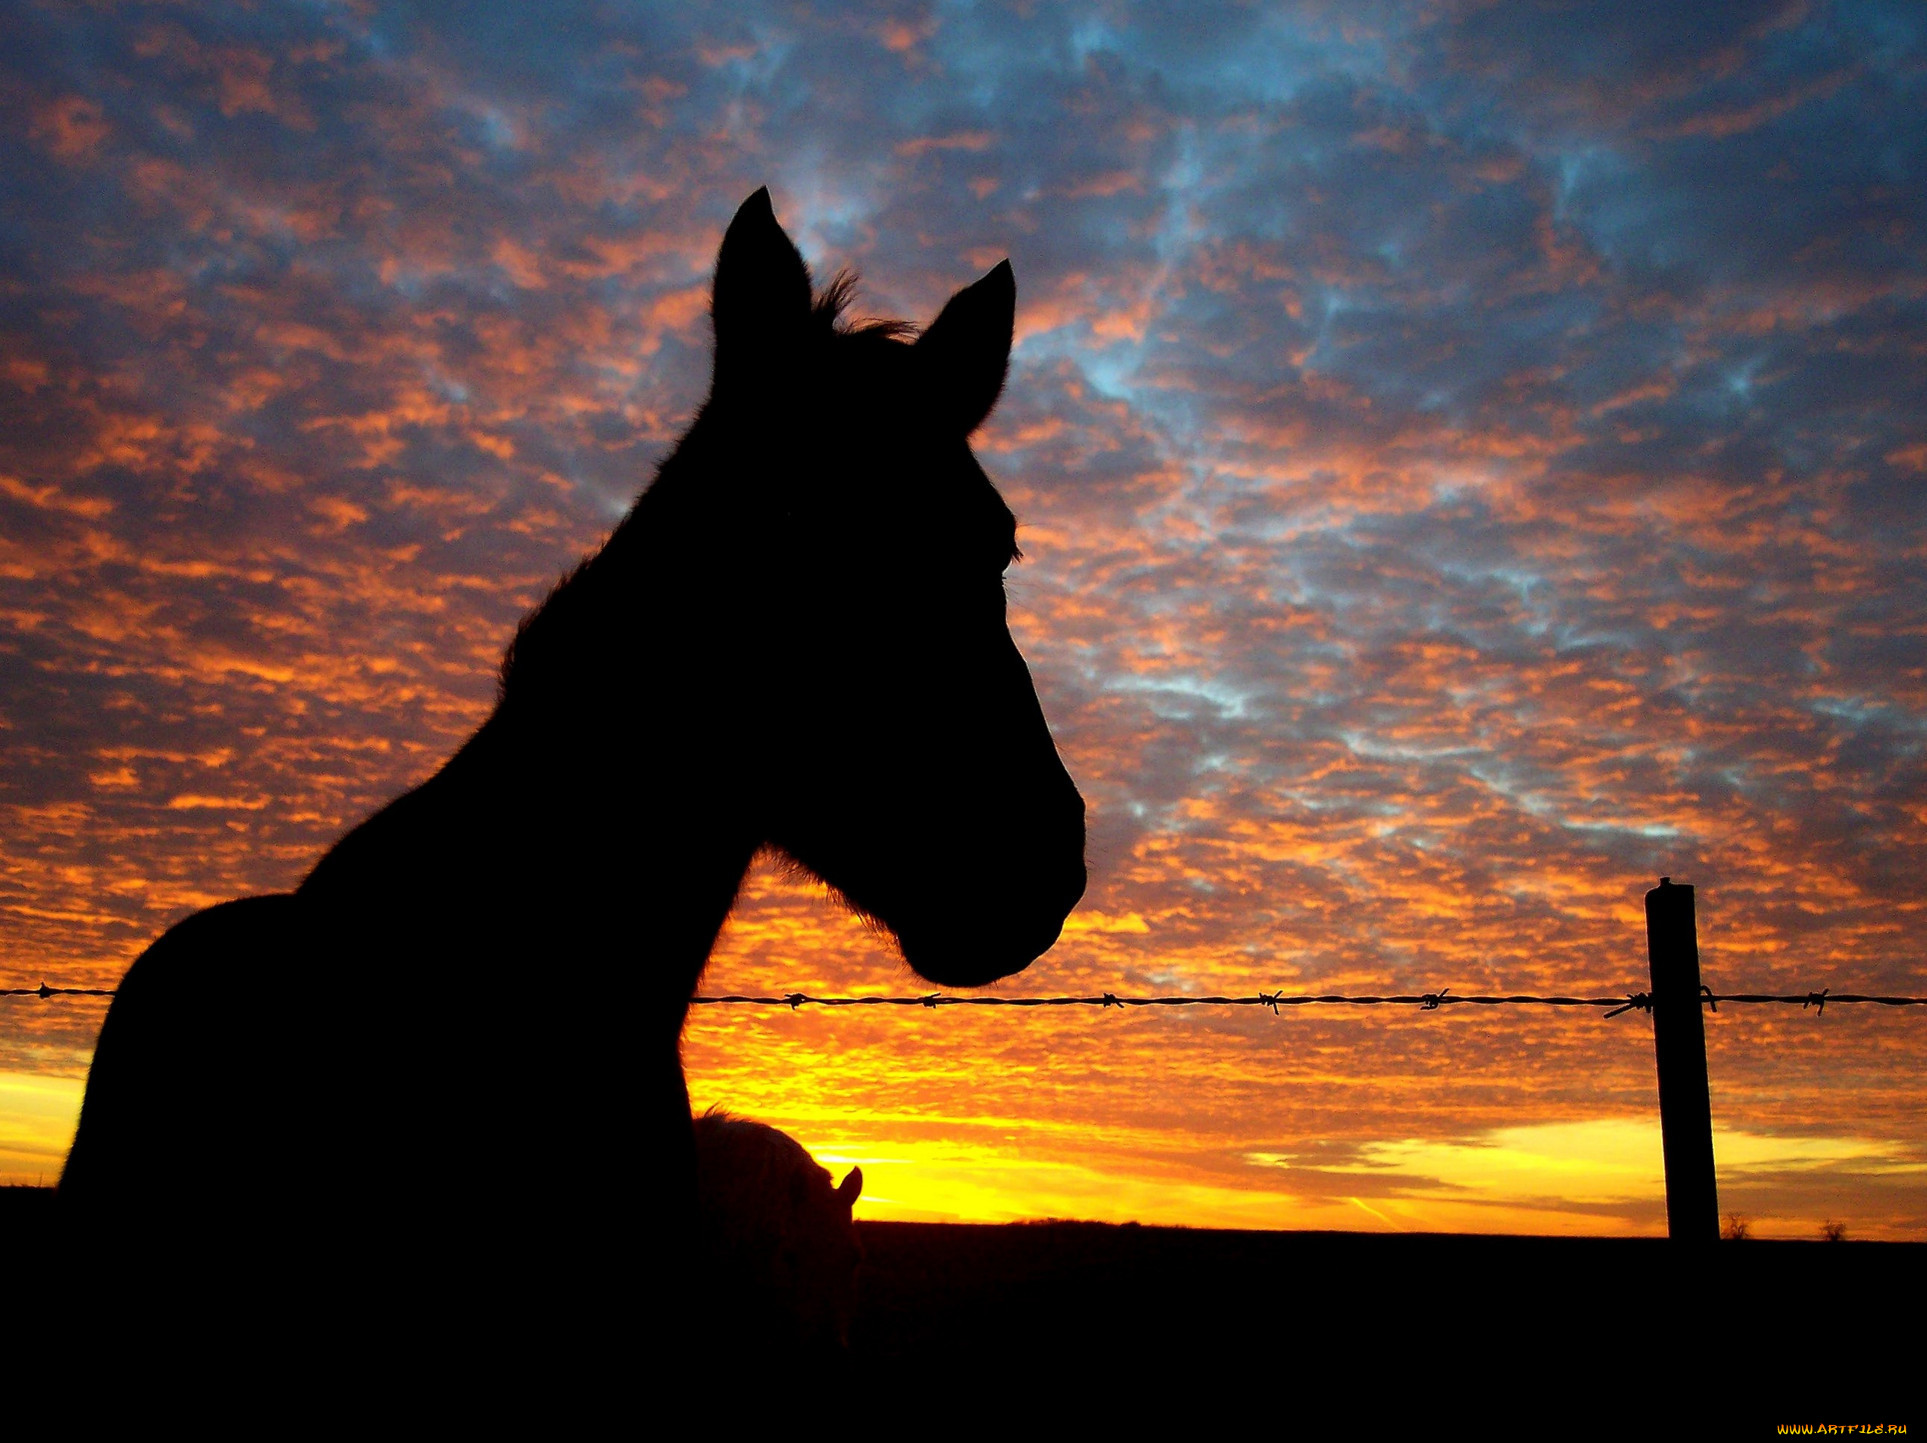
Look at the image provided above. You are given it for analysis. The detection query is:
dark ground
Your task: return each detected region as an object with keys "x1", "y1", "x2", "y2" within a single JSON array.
[
  {"x1": 855, "y1": 1220, "x2": 1917, "y2": 1359},
  {"x1": 8, "y1": 1186, "x2": 1916, "y2": 1421},
  {"x1": 850, "y1": 1221, "x2": 1921, "y2": 1427}
]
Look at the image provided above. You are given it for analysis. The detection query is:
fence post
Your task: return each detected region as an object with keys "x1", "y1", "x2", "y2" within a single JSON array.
[{"x1": 1645, "y1": 877, "x2": 1718, "y2": 1242}]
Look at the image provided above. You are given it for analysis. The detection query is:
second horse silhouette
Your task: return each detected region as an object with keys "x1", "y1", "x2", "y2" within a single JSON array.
[{"x1": 58, "y1": 189, "x2": 1085, "y2": 1364}]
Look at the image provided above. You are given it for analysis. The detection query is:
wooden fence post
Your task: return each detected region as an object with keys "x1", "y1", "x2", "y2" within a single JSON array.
[{"x1": 1645, "y1": 877, "x2": 1719, "y2": 1242}]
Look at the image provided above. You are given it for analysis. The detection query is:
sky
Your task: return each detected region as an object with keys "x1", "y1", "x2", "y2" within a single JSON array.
[{"x1": 2, "y1": 1, "x2": 1924, "y2": 1238}]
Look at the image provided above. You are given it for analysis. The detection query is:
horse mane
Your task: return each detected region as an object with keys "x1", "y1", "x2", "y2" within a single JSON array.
[
  {"x1": 813, "y1": 268, "x2": 918, "y2": 343},
  {"x1": 693, "y1": 1105, "x2": 828, "y2": 1201},
  {"x1": 497, "y1": 560, "x2": 588, "y2": 701}
]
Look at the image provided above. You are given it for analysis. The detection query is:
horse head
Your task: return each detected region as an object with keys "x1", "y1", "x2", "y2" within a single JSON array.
[{"x1": 663, "y1": 189, "x2": 1086, "y2": 987}]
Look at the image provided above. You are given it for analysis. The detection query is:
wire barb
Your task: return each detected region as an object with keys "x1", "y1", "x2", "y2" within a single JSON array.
[
  {"x1": 1806, "y1": 987, "x2": 1828, "y2": 1016},
  {"x1": 1421, "y1": 987, "x2": 1450, "y2": 1011},
  {"x1": 1605, "y1": 992, "x2": 1654, "y2": 1019}
]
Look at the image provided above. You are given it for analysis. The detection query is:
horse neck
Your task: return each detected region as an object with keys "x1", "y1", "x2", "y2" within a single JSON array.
[{"x1": 300, "y1": 598, "x2": 760, "y2": 1002}]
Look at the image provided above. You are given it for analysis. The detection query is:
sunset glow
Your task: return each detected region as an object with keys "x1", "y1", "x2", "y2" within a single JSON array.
[{"x1": 3, "y1": 3, "x2": 1924, "y2": 1239}]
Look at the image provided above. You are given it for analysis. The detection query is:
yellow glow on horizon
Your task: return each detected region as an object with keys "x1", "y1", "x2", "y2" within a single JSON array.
[
  {"x1": 4, "y1": 1045, "x2": 1917, "y2": 1242},
  {"x1": 1295, "y1": 1117, "x2": 1672, "y2": 1209},
  {"x1": 0, "y1": 1070, "x2": 83, "y2": 1186},
  {"x1": 749, "y1": 1111, "x2": 1923, "y2": 1239},
  {"x1": 782, "y1": 1131, "x2": 1342, "y2": 1229}
]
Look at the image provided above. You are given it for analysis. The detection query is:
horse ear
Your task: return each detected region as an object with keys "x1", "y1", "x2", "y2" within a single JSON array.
[
  {"x1": 711, "y1": 187, "x2": 812, "y2": 388},
  {"x1": 915, "y1": 260, "x2": 1015, "y2": 434},
  {"x1": 838, "y1": 1165, "x2": 863, "y2": 1207}
]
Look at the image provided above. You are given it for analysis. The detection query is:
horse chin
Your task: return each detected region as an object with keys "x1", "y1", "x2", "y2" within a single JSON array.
[{"x1": 894, "y1": 913, "x2": 1072, "y2": 990}]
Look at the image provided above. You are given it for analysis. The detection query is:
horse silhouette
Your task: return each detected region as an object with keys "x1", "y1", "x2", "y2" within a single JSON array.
[
  {"x1": 58, "y1": 189, "x2": 1085, "y2": 1351},
  {"x1": 693, "y1": 1109, "x2": 864, "y2": 1353}
]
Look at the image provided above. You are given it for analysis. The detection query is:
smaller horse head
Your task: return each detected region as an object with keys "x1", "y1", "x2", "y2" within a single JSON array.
[
  {"x1": 655, "y1": 190, "x2": 1086, "y2": 986},
  {"x1": 694, "y1": 1109, "x2": 863, "y2": 1350}
]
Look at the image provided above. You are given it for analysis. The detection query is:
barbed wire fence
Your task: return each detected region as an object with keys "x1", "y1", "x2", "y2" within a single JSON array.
[
  {"x1": 7, "y1": 980, "x2": 1925, "y2": 1013},
  {"x1": 7, "y1": 879, "x2": 1927, "y2": 1235},
  {"x1": 691, "y1": 987, "x2": 1927, "y2": 1015}
]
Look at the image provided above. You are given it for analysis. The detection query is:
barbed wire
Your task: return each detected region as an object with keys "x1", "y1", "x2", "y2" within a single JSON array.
[
  {"x1": 6, "y1": 982, "x2": 1924, "y2": 1014},
  {"x1": 689, "y1": 986, "x2": 1926, "y2": 1016}
]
